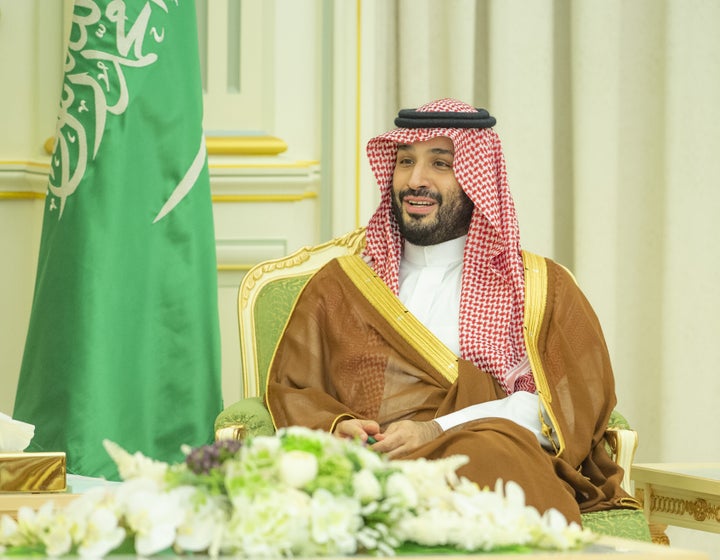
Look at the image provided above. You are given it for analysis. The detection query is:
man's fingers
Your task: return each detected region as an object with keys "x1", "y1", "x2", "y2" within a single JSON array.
[
  {"x1": 371, "y1": 421, "x2": 441, "y2": 457},
  {"x1": 335, "y1": 419, "x2": 368, "y2": 440}
]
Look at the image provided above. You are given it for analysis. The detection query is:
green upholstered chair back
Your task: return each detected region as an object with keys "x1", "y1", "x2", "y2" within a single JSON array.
[{"x1": 252, "y1": 274, "x2": 314, "y2": 391}]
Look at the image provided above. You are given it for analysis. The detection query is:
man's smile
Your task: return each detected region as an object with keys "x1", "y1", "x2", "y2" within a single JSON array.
[{"x1": 402, "y1": 193, "x2": 440, "y2": 217}]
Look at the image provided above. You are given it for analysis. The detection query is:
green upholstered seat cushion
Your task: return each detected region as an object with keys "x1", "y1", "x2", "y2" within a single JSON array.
[
  {"x1": 253, "y1": 274, "x2": 313, "y2": 393},
  {"x1": 214, "y1": 396, "x2": 275, "y2": 437},
  {"x1": 581, "y1": 509, "x2": 651, "y2": 542}
]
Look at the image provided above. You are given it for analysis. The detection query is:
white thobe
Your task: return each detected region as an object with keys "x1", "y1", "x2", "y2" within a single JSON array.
[{"x1": 398, "y1": 237, "x2": 550, "y2": 449}]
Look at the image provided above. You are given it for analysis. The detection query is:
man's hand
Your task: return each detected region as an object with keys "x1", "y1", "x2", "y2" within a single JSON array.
[
  {"x1": 371, "y1": 420, "x2": 442, "y2": 459},
  {"x1": 333, "y1": 418, "x2": 381, "y2": 444}
]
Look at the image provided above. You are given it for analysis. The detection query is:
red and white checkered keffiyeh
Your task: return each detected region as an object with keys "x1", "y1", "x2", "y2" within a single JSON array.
[{"x1": 364, "y1": 98, "x2": 535, "y2": 394}]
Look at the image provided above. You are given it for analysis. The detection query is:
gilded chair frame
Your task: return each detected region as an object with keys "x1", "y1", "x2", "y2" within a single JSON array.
[{"x1": 237, "y1": 227, "x2": 367, "y2": 399}]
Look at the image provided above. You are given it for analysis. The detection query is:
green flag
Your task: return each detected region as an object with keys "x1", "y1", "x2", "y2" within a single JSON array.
[{"x1": 14, "y1": 0, "x2": 223, "y2": 480}]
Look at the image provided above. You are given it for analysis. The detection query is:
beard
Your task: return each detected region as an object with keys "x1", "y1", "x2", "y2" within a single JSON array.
[{"x1": 391, "y1": 187, "x2": 474, "y2": 246}]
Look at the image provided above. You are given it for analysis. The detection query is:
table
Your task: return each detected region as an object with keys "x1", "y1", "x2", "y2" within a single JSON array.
[
  {"x1": 0, "y1": 491, "x2": 711, "y2": 559},
  {"x1": 0, "y1": 533, "x2": 709, "y2": 559},
  {"x1": 390, "y1": 539, "x2": 708, "y2": 559},
  {"x1": 0, "y1": 491, "x2": 78, "y2": 519},
  {"x1": 0, "y1": 474, "x2": 117, "y2": 519},
  {"x1": 366, "y1": 537, "x2": 710, "y2": 559},
  {"x1": 632, "y1": 462, "x2": 720, "y2": 543},
  {"x1": 0, "y1": 483, "x2": 711, "y2": 559}
]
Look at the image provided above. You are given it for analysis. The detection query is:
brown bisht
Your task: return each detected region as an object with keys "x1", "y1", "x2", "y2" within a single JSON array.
[{"x1": 266, "y1": 253, "x2": 640, "y2": 524}]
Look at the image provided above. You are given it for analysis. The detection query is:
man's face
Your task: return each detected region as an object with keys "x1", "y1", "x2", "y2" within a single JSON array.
[{"x1": 391, "y1": 136, "x2": 474, "y2": 246}]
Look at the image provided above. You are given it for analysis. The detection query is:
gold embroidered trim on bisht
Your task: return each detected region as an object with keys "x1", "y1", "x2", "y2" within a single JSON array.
[
  {"x1": 522, "y1": 251, "x2": 565, "y2": 456},
  {"x1": 338, "y1": 255, "x2": 459, "y2": 384}
]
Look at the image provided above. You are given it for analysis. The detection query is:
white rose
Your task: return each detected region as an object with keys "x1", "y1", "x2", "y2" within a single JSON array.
[
  {"x1": 245, "y1": 434, "x2": 281, "y2": 454},
  {"x1": 279, "y1": 450, "x2": 319, "y2": 488},
  {"x1": 352, "y1": 469, "x2": 382, "y2": 503}
]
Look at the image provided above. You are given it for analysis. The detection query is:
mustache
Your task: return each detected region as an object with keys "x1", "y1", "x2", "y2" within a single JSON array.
[{"x1": 397, "y1": 187, "x2": 442, "y2": 203}]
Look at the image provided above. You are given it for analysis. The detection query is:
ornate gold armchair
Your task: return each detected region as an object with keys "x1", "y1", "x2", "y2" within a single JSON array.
[{"x1": 215, "y1": 227, "x2": 651, "y2": 542}]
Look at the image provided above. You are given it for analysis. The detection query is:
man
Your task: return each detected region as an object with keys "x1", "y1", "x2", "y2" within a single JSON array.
[{"x1": 266, "y1": 98, "x2": 638, "y2": 524}]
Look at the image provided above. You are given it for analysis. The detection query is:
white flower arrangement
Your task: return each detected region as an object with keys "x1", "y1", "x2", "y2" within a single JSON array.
[{"x1": 0, "y1": 427, "x2": 596, "y2": 558}]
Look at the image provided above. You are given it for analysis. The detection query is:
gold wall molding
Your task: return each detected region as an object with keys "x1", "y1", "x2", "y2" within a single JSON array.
[
  {"x1": 212, "y1": 192, "x2": 317, "y2": 203},
  {"x1": 45, "y1": 136, "x2": 289, "y2": 156},
  {"x1": 1, "y1": 160, "x2": 320, "y2": 203},
  {"x1": 0, "y1": 161, "x2": 50, "y2": 171},
  {"x1": 0, "y1": 192, "x2": 317, "y2": 203},
  {"x1": 210, "y1": 160, "x2": 319, "y2": 170},
  {"x1": 206, "y1": 136, "x2": 288, "y2": 156},
  {"x1": 0, "y1": 191, "x2": 45, "y2": 200},
  {"x1": 217, "y1": 264, "x2": 255, "y2": 272},
  {"x1": 0, "y1": 162, "x2": 52, "y2": 196}
]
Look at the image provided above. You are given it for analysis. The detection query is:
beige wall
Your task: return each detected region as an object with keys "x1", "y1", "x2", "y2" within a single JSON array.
[{"x1": 0, "y1": 0, "x2": 64, "y2": 415}]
